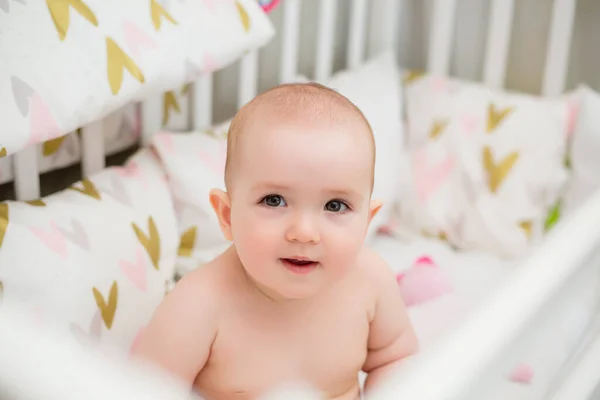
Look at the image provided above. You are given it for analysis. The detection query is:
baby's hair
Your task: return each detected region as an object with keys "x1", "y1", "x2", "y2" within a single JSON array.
[{"x1": 224, "y1": 82, "x2": 375, "y2": 191}]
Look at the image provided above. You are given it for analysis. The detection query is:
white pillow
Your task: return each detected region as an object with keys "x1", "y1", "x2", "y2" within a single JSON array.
[
  {"x1": 153, "y1": 52, "x2": 405, "y2": 277},
  {"x1": 0, "y1": 148, "x2": 179, "y2": 353},
  {"x1": 563, "y1": 86, "x2": 600, "y2": 215},
  {"x1": 152, "y1": 121, "x2": 231, "y2": 277},
  {"x1": 0, "y1": 0, "x2": 274, "y2": 156},
  {"x1": 394, "y1": 72, "x2": 571, "y2": 259}
]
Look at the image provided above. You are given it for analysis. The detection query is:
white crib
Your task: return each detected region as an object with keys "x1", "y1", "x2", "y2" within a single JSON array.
[{"x1": 2, "y1": 0, "x2": 600, "y2": 399}]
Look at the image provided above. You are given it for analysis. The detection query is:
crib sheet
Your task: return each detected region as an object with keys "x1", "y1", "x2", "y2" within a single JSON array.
[{"x1": 367, "y1": 234, "x2": 600, "y2": 399}]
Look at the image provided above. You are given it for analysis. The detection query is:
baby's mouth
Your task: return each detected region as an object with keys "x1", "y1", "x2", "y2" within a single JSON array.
[{"x1": 280, "y1": 258, "x2": 319, "y2": 273}]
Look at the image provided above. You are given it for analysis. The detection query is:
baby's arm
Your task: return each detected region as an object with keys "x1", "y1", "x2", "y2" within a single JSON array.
[
  {"x1": 131, "y1": 270, "x2": 218, "y2": 388},
  {"x1": 362, "y1": 250, "x2": 419, "y2": 395}
]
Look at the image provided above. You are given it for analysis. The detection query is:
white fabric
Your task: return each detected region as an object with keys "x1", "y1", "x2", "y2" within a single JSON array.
[
  {"x1": 0, "y1": 148, "x2": 179, "y2": 353},
  {"x1": 0, "y1": 0, "x2": 274, "y2": 156},
  {"x1": 0, "y1": 105, "x2": 140, "y2": 185},
  {"x1": 398, "y1": 73, "x2": 571, "y2": 259},
  {"x1": 152, "y1": 120, "x2": 231, "y2": 277},
  {"x1": 0, "y1": 305, "x2": 202, "y2": 400},
  {"x1": 153, "y1": 52, "x2": 405, "y2": 277},
  {"x1": 368, "y1": 234, "x2": 600, "y2": 400},
  {"x1": 563, "y1": 86, "x2": 600, "y2": 215}
]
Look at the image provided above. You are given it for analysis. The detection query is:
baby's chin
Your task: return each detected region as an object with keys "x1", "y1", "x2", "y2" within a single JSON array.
[{"x1": 255, "y1": 282, "x2": 325, "y2": 302}]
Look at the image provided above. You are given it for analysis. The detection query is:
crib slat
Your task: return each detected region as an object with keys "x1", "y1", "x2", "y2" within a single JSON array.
[
  {"x1": 541, "y1": 0, "x2": 577, "y2": 96},
  {"x1": 482, "y1": 0, "x2": 515, "y2": 88},
  {"x1": 347, "y1": 0, "x2": 368, "y2": 69},
  {"x1": 367, "y1": 0, "x2": 401, "y2": 59},
  {"x1": 427, "y1": 0, "x2": 457, "y2": 75},
  {"x1": 140, "y1": 98, "x2": 162, "y2": 145},
  {"x1": 279, "y1": 0, "x2": 301, "y2": 84},
  {"x1": 238, "y1": 50, "x2": 259, "y2": 108},
  {"x1": 314, "y1": 0, "x2": 338, "y2": 82},
  {"x1": 13, "y1": 146, "x2": 40, "y2": 201},
  {"x1": 80, "y1": 121, "x2": 105, "y2": 178},
  {"x1": 192, "y1": 74, "x2": 213, "y2": 129}
]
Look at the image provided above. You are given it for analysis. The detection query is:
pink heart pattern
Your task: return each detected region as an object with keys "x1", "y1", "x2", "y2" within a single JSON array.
[
  {"x1": 28, "y1": 93, "x2": 63, "y2": 147},
  {"x1": 565, "y1": 100, "x2": 579, "y2": 137},
  {"x1": 154, "y1": 132, "x2": 175, "y2": 154},
  {"x1": 202, "y1": 0, "x2": 217, "y2": 12},
  {"x1": 123, "y1": 20, "x2": 158, "y2": 59},
  {"x1": 413, "y1": 148, "x2": 455, "y2": 204},
  {"x1": 30, "y1": 221, "x2": 69, "y2": 259},
  {"x1": 461, "y1": 114, "x2": 479, "y2": 136},
  {"x1": 117, "y1": 160, "x2": 150, "y2": 188},
  {"x1": 119, "y1": 246, "x2": 148, "y2": 292},
  {"x1": 203, "y1": 52, "x2": 219, "y2": 75},
  {"x1": 199, "y1": 140, "x2": 227, "y2": 176},
  {"x1": 432, "y1": 76, "x2": 449, "y2": 93},
  {"x1": 115, "y1": 160, "x2": 141, "y2": 178},
  {"x1": 509, "y1": 363, "x2": 534, "y2": 384}
]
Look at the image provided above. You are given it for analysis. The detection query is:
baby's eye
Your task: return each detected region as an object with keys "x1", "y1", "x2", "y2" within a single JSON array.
[
  {"x1": 262, "y1": 194, "x2": 286, "y2": 207},
  {"x1": 325, "y1": 200, "x2": 348, "y2": 213}
]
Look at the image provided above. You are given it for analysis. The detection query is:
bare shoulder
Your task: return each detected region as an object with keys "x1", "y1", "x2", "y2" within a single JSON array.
[
  {"x1": 172, "y1": 258, "x2": 225, "y2": 307},
  {"x1": 356, "y1": 245, "x2": 397, "y2": 288},
  {"x1": 131, "y1": 255, "x2": 228, "y2": 384}
]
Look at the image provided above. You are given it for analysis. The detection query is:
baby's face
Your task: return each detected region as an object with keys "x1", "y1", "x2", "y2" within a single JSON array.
[{"x1": 228, "y1": 117, "x2": 376, "y2": 300}]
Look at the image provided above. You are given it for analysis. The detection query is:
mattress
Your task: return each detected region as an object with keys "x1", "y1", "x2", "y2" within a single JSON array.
[{"x1": 365, "y1": 233, "x2": 600, "y2": 399}]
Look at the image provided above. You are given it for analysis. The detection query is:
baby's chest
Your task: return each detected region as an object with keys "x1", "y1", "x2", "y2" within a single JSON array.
[{"x1": 203, "y1": 308, "x2": 370, "y2": 396}]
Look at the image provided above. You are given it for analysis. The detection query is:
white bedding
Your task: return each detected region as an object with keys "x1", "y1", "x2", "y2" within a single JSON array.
[{"x1": 367, "y1": 233, "x2": 600, "y2": 399}]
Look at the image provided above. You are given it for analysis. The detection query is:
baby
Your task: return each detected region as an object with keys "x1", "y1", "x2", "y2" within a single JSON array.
[{"x1": 133, "y1": 82, "x2": 418, "y2": 399}]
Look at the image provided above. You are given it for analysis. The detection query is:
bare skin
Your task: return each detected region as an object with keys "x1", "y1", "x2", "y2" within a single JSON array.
[
  {"x1": 135, "y1": 245, "x2": 416, "y2": 400},
  {"x1": 133, "y1": 83, "x2": 418, "y2": 399}
]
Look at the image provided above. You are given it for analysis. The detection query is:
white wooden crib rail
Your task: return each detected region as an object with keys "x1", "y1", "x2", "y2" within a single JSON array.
[
  {"x1": 370, "y1": 189, "x2": 600, "y2": 400},
  {"x1": 375, "y1": 1, "x2": 587, "y2": 398}
]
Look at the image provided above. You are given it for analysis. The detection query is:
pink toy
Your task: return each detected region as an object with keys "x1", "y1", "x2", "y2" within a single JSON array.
[
  {"x1": 258, "y1": 0, "x2": 280, "y2": 14},
  {"x1": 396, "y1": 255, "x2": 453, "y2": 306}
]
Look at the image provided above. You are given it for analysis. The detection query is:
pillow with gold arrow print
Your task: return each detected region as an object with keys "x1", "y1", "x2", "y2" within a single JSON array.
[
  {"x1": 0, "y1": 0, "x2": 274, "y2": 157},
  {"x1": 401, "y1": 71, "x2": 572, "y2": 258},
  {"x1": 151, "y1": 119, "x2": 232, "y2": 279},
  {"x1": 0, "y1": 106, "x2": 141, "y2": 186},
  {"x1": 0, "y1": 148, "x2": 179, "y2": 355}
]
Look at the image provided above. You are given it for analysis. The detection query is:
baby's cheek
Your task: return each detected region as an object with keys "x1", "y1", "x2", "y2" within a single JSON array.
[
  {"x1": 233, "y1": 214, "x2": 278, "y2": 256},
  {"x1": 324, "y1": 224, "x2": 364, "y2": 268}
]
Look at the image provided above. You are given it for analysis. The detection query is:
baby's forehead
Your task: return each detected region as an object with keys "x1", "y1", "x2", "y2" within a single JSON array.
[
  {"x1": 241, "y1": 86, "x2": 371, "y2": 144},
  {"x1": 224, "y1": 82, "x2": 375, "y2": 189}
]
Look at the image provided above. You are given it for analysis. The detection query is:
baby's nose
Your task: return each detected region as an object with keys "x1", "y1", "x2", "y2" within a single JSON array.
[{"x1": 285, "y1": 213, "x2": 320, "y2": 244}]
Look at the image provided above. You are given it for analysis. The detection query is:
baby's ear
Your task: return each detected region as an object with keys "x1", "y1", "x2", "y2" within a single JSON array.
[
  {"x1": 368, "y1": 199, "x2": 383, "y2": 223},
  {"x1": 209, "y1": 189, "x2": 233, "y2": 241}
]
